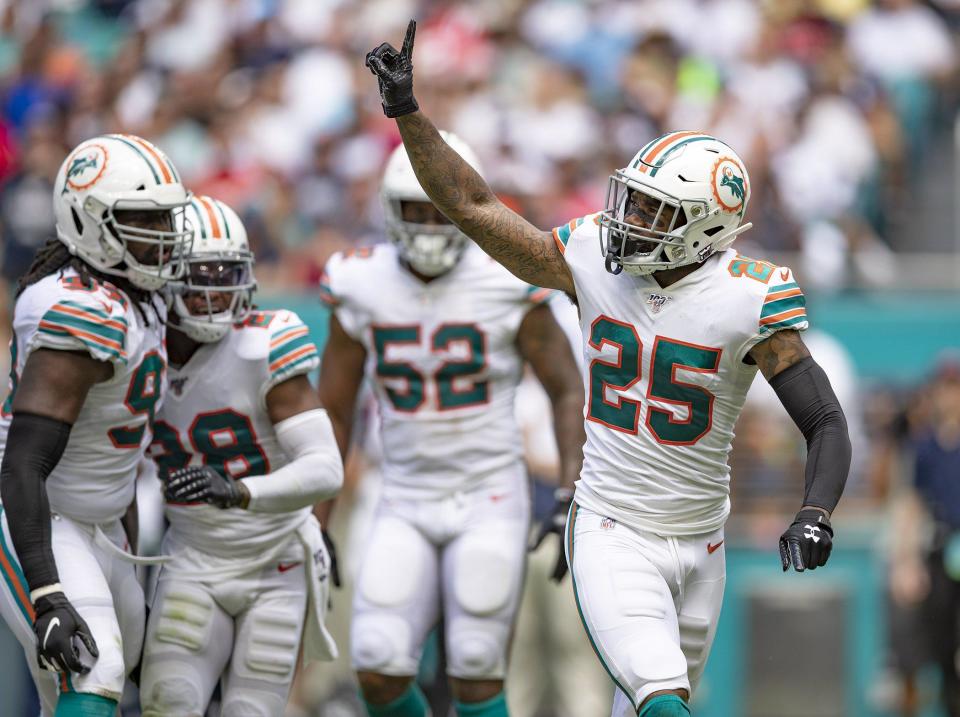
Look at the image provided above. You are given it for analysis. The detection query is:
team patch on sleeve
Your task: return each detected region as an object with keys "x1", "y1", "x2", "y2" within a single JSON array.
[
  {"x1": 268, "y1": 313, "x2": 320, "y2": 383},
  {"x1": 36, "y1": 299, "x2": 128, "y2": 363},
  {"x1": 759, "y1": 270, "x2": 808, "y2": 334}
]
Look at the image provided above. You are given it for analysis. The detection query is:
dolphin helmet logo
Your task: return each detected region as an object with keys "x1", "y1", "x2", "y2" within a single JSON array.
[
  {"x1": 64, "y1": 144, "x2": 109, "y2": 192},
  {"x1": 711, "y1": 156, "x2": 748, "y2": 215}
]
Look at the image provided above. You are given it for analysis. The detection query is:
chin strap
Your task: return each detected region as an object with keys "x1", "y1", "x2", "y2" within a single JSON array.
[{"x1": 604, "y1": 251, "x2": 623, "y2": 275}]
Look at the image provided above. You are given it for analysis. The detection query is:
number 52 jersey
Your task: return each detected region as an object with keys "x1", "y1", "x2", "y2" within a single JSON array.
[
  {"x1": 553, "y1": 214, "x2": 809, "y2": 536},
  {"x1": 321, "y1": 244, "x2": 553, "y2": 498}
]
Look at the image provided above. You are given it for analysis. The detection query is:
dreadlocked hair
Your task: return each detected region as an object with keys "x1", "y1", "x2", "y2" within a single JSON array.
[{"x1": 17, "y1": 238, "x2": 162, "y2": 325}]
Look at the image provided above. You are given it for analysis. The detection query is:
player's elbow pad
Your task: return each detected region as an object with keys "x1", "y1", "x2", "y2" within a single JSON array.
[
  {"x1": 241, "y1": 409, "x2": 344, "y2": 513},
  {"x1": 770, "y1": 357, "x2": 851, "y2": 512}
]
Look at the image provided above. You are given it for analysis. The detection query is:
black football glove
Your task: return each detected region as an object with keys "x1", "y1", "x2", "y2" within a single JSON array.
[
  {"x1": 165, "y1": 466, "x2": 247, "y2": 509},
  {"x1": 321, "y1": 529, "x2": 341, "y2": 589},
  {"x1": 779, "y1": 508, "x2": 833, "y2": 572},
  {"x1": 365, "y1": 19, "x2": 419, "y2": 118},
  {"x1": 530, "y1": 488, "x2": 574, "y2": 582},
  {"x1": 33, "y1": 591, "x2": 98, "y2": 674}
]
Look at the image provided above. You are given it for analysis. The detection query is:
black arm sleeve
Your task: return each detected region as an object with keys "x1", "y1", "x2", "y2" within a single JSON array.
[
  {"x1": 769, "y1": 357, "x2": 851, "y2": 513},
  {"x1": 0, "y1": 412, "x2": 71, "y2": 594}
]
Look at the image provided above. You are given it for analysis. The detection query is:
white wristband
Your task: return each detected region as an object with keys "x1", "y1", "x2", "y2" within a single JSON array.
[{"x1": 30, "y1": 583, "x2": 64, "y2": 603}]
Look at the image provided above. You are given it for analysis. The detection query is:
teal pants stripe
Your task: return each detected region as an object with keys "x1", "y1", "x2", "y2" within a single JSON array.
[{"x1": 566, "y1": 503, "x2": 638, "y2": 712}]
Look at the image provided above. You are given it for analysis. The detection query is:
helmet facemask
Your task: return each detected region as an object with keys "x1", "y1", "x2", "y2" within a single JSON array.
[
  {"x1": 600, "y1": 171, "x2": 700, "y2": 276},
  {"x1": 88, "y1": 198, "x2": 195, "y2": 290},
  {"x1": 384, "y1": 198, "x2": 468, "y2": 277},
  {"x1": 172, "y1": 252, "x2": 256, "y2": 343}
]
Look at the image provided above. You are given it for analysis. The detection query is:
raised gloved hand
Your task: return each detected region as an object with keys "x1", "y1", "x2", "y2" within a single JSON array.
[
  {"x1": 165, "y1": 466, "x2": 248, "y2": 509},
  {"x1": 365, "y1": 20, "x2": 419, "y2": 118},
  {"x1": 779, "y1": 508, "x2": 833, "y2": 572},
  {"x1": 530, "y1": 488, "x2": 574, "y2": 582},
  {"x1": 33, "y1": 591, "x2": 98, "y2": 674}
]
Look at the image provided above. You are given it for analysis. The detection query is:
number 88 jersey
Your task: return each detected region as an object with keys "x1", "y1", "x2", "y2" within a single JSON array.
[
  {"x1": 553, "y1": 213, "x2": 808, "y2": 536},
  {"x1": 321, "y1": 244, "x2": 553, "y2": 499},
  {"x1": 149, "y1": 309, "x2": 320, "y2": 559},
  {"x1": 0, "y1": 269, "x2": 166, "y2": 524}
]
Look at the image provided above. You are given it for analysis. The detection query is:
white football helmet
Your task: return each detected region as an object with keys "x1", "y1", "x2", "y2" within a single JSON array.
[
  {"x1": 53, "y1": 134, "x2": 193, "y2": 290},
  {"x1": 172, "y1": 195, "x2": 255, "y2": 343},
  {"x1": 381, "y1": 131, "x2": 483, "y2": 277},
  {"x1": 599, "y1": 131, "x2": 753, "y2": 276}
]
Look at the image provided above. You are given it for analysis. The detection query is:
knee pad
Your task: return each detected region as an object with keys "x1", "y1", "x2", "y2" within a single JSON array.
[
  {"x1": 238, "y1": 606, "x2": 301, "y2": 682},
  {"x1": 452, "y1": 528, "x2": 519, "y2": 616},
  {"x1": 141, "y1": 675, "x2": 204, "y2": 717},
  {"x1": 446, "y1": 620, "x2": 504, "y2": 678},
  {"x1": 351, "y1": 614, "x2": 412, "y2": 671},
  {"x1": 153, "y1": 584, "x2": 214, "y2": 652}
]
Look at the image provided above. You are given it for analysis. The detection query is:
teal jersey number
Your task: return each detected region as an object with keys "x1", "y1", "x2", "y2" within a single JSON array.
[
  {"x1": 372, "y1": 325, "x2": 424, "y2": 412},
  {"x1": 587, "y1": 317, "x2": 643, "y2": 433},
  {"x1": 433, "y1": 324, "x2": 487, "y2": 409},
  {"x1": 372, "y1": 323, "x2": 488, "y2": 412},
  {"x1": 586, "y1": 315, "x2": 720, "y2": 444},
  {"x1": 189, "y1": 409, "x2": 270, "y2": 479},
  {"x1": 108, "y1": 351, "x2": 165, "y2": 449},
  {"x1": 151, "y1": 420, "x2": 190, "y2": 476},
  {"x1": 645, "y1": 337, "x2": 722, "y2": 445},
  {"x1": 151, "y1": 410, "x2": 269, "y2": 481}
]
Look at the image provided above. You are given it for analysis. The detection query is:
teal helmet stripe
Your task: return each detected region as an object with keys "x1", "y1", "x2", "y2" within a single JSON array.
[
  {"x1": 189, "y1": 201, "x2": 208, "y2": 239},
  {"x1": 647, "y1": 135, "x2": 719, "y2": 177},
  {"x1": 107, "y1": 135, "x2": 162, "y2": 185},
  {"x1": 631, "y1": 131, "x2": 674, "y2": 169},
  {"x1": 214, "y1": 201, "x2": 231, "y2": 239}
]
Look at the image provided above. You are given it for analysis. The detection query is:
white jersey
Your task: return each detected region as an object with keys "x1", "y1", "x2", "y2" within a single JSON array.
[
  {"x1": 149, "y1": 309, "x2": 320, "y2": 559},
  {"x1": 321, "y1": 244, "x2": 553, "y2": 498},
  {"x1": 553, "y1": 213, "x2": 809, "y2": 535},
  {"x1": 0, "y1": 268, "x2": 166, "y2": 524}
]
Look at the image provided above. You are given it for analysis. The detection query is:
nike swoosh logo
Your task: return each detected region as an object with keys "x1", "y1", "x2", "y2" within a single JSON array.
[
  {"x1": 707, "y1": 540, "x2": 724, "y2": 554},
  {"x1": 277, "y1": 562, "x2": 302, "y2": 573},
  {"x1": 43, "y1": 617, "x2": 60, "y2": 650}
]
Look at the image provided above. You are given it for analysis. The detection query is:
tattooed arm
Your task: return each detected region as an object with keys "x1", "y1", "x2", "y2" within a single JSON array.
[
  {"x1": 747, "y1": 329, "x2": 811, "y2": 379},
  {"x1": 396, "y1": 112, "x2": 576, "y2": 295}
]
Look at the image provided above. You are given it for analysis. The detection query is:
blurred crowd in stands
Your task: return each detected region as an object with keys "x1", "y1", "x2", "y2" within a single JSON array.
[
  {"x1": 0, "y1": 0, "x2": 957, "y2": 292},
  {"x1": 0, "y1": 1, "x2": 959, "y2": 714}
]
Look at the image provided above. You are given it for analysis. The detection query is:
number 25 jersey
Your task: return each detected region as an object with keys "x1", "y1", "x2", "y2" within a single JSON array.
[
  {"x1": 553, "y1": 214, "x2": 808, "y2": 535},
  {"x1": 0, "y1": 269, "x2": 166, "y2": 524},
  {"x1": 321, "y1": 244, "x2": 553, "y2": 498}
]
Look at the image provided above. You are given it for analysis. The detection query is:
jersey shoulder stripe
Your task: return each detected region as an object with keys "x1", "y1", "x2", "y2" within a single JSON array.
[
  {"x1": 267, "y1": 311, "x2": 319, "y2": 382},
  {"x1": 552, "y1": 213, "x2": 601, "y2": 254},
  {"x1": 759, "y1": 275, "x2": 808, "y2": 333},
  {"x1": 37, "y1": 298, "x2": 129, "y2": 363}
]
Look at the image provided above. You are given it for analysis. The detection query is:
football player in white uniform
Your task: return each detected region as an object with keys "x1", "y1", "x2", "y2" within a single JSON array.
[
  {"x1": 139, "y1": 196, "x2": 342, "y2": 716},
  {"x1": 366, "y1": 24, "x2": 851, "y2": 717},
  {"x1": 318, "y1": 133, "x2": 584, "y2": 717},
  {"x1": 0, "y1": 134, "x2": 192, "y2": 716}
]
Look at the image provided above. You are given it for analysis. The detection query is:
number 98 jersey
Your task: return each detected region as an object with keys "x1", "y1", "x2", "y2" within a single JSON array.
[
  {"x1": 149, "y1": 309, "x2": 320, "y2": 559},
  {"x1": 553, "y1": 214, "x2": 809, "y2": 536},
  {"x1": 0, "y1": 269, "x2": 166, "y2": 524},
  {"x1": 321, "y1": 244, "x2": 554, "y2": 498}
]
